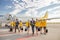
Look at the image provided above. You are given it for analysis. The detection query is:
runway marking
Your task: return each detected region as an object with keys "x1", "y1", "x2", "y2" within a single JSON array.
[
  {"x1": 16, "y1": 35, "x2": 37, "y2": 40},
  {"x1": 0, "y1": 32, "x2": 15, "y2": 37}
]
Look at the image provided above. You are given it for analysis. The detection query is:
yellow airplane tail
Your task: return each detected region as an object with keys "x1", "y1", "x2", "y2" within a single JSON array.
[
  {"x1": 43, "y1": 11, "x2": 48, "y2": 19},
  {"x1": 40, "y1": 11, "x2": 48, "y2": 20}
]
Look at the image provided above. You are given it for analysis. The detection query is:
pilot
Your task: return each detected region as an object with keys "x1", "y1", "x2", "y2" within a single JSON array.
[
  {"x1": 30, "y1": 18, "x2": 35, "y2": 35},
  {"x1": 15, "y1": 19, "x2": 20, "y2": 33}
]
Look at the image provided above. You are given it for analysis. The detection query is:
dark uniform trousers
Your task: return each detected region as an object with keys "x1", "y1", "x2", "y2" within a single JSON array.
[
  {"x1": 30, "y1": 20, "x2": 35, "y2": 35},
  {"x1": 15, "y1": 21, "x2": 20, "y2": 32}
]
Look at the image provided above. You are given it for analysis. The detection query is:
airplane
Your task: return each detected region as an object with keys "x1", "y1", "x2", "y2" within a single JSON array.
[
  {"x1": 17, "y1": 11, "x2": 60, "y2": 21},
  {"x1": 0, "y1": 11, "x2": 60, "y2": 27}
]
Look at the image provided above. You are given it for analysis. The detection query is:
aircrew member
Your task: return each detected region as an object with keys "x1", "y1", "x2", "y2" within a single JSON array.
[
  {"x1": 35, "y1": 19, "x2": 39, "y2": 35},
  {"x1": 15, "y1": 19, "x2": 20, "y2": 33},
  {"x1": 30, "y1": 18, "x2": 35, "y2": 35},
  {"x1": 39, "y1": 19, "x2": 47, "y2": 34},
  {"x1": 19, "y1": 20, "x2": 23, "y2": 32},
  {"x1": 25, "y1": 20, "x2": 30, "y2": 34},
  {"x1": 10, "y1": 21, "x2": 16, "y2": 32}
]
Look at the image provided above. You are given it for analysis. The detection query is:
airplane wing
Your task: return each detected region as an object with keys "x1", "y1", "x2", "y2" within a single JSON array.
[{"x1": 44, "y1": 17, "x2": 60, "y2": 20}]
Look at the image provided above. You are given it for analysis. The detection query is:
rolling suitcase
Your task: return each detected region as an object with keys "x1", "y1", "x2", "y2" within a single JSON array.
[
  {"x1": 38, "y1": 28, "x2": 40, "y2": 31},
  {"x1": 10, "y1": 28, "x2": 13, "y2": 32},
  {"x1": 21, "y1": 28, "x2": 23, "y2": 30},
  {"x1": 25, "y1": 28, "x2": 28, "y2": 31},
  {"x1": 46, "y1": 29, "x2": 48, "y2": 33}
]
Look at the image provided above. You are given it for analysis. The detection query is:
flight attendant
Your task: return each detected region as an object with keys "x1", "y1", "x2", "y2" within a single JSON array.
[
  {"x1": 35, "y1": 19, "x2": 39, "y2": 35},
  {"x1": 19, "y1": 20, "x2": 23, "y2": 32},
  {"x1": 25, "y1": 20, "x2": 30, "y2": 34},
  {"x1": 42, "y1": 19, "x2": 47, "y2": 34},
  {"x1": 10, "y1": 21, "x2": 16, "y2": 32},
  {"x1": 39, "y1": 19, "x2": 47, "y2": 34}
]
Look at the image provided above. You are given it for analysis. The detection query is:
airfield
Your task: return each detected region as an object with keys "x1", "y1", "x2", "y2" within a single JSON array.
[{"x1": 0, "y1": 23, "x2": 60, "y2": 40}]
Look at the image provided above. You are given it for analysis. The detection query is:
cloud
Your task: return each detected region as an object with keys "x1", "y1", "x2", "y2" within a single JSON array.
[
  {"x1": 9, "y1": 0, "x2": 25, "y2": 15},
  {"x1": 7, "y1": 0, "x2": 60, "y2": 22},
  {"x1": 48, "y1": 8, "x2": 60, "y2": 18},
  {"x1": 24, "y1": 8, "x2": 38, "y2": 17},
  {"x1": 9, "y1": 9, "x2": 20, "y2": 15},
  {"x1": 9, "y1": 0, "x2": 60, "y2": 18},
  {"x1": 49, "y1": 6, "x2": 60, "y2": 11},
  {"x1": 5, "y1": 5, "x2": 12, "y2": 9}
]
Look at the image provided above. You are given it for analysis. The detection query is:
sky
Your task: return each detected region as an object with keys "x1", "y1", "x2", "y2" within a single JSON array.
[{"x1": 0, "y1": 0, "x2": 60, "y2": 22}]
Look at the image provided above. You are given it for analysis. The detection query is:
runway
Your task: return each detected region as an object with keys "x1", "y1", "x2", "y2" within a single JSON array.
[{"x1": 0, "y1": 24, "x2": 60, "y2": 40}]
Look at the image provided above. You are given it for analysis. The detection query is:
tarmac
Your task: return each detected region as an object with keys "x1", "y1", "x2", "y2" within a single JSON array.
[{"x1": 0, "y1": 24, "x2": 60, "y2": 40}]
